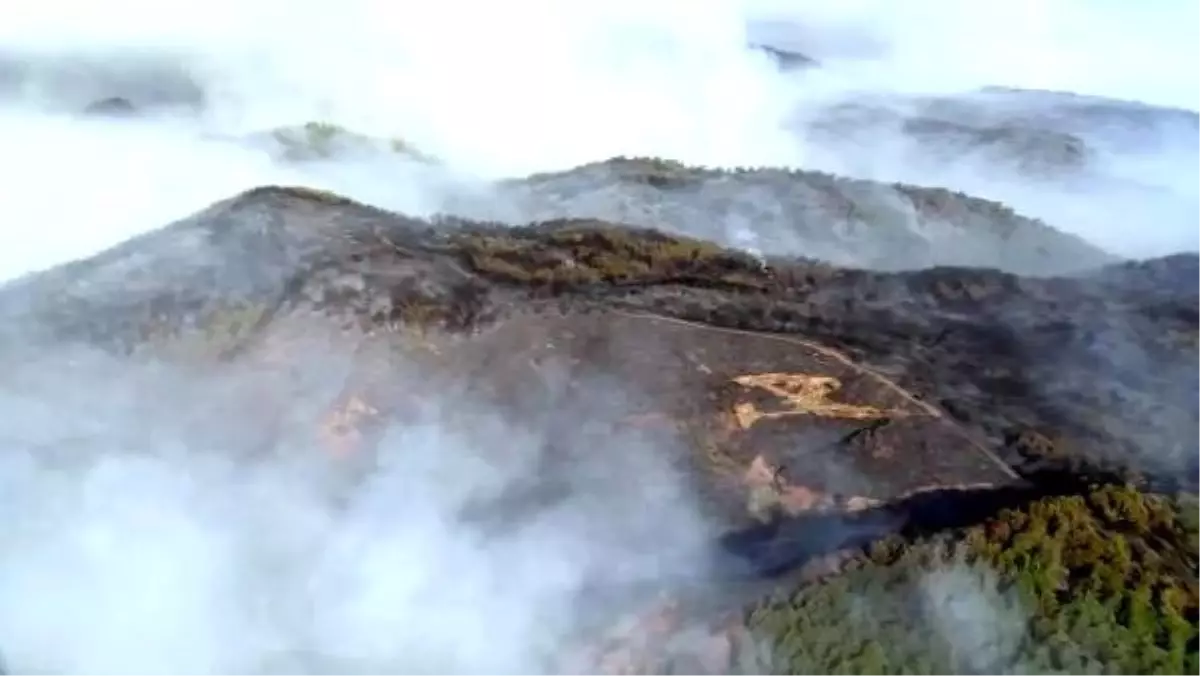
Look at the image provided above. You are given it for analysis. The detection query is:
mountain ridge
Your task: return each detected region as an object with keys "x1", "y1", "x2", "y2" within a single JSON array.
[{"x1": 0, "y1": 180, "x2": 1194, "y2": 674}]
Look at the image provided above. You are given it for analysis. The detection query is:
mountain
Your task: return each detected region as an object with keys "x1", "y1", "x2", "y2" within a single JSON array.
[
  {"x1": 1, "y1": 183, "x2": 1194, "y2": 673},
  {"x1": 447, "y1": 157, "x2": 1117, "y2": 276},
  {"x1": 803, "y1": 87, "x2": 1200, "y2": 170}
]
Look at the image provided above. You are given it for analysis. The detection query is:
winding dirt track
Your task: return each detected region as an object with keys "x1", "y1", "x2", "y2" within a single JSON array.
[{"x1": 606, "y1": 309, "x2": 1020, "y2": 480}]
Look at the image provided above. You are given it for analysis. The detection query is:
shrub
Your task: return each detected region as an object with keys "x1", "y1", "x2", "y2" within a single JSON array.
[{"x1": 746, "y1": 485, "x2": 1199, "y2": 674}]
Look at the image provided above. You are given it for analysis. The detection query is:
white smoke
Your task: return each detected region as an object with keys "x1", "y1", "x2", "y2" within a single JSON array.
[
  {"x1": 920, "y1": 564, "x2": 1032, "y2": 674},
  {"x1": 0, "y1": 335, "x2": 716, "y2": 673},
  {"x1": 0, "y1": 0, "x2": 1196, "y2": 282}
]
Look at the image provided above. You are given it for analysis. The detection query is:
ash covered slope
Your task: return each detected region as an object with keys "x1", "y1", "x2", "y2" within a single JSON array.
[
  {"x1": 447, "y1": 157, "x2": 1115, "y2": 276},
  {"x1": 1, "y1": 186, "x2": 1194, "y2": 673},
  {"x1": 4, "y1": 184, "x2": 1193, "y2": 493}
]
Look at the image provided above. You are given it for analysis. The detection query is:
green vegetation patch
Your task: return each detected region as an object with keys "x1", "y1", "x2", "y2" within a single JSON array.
[
  {"x1": 747, "y1": 485, "x2": 1199, "y2": 674},
  {"x1": 521, "y1": 156, "x2": 715, "y2": 188},
  {"x1": 450, "y1": 220, "x2": 770, "y2": 291}
]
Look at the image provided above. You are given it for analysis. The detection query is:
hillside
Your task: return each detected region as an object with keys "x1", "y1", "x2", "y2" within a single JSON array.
[
  {"x1": 803, "y1": 87, "x2": 1199, "y2": 173},
  {"x1": 446, "y1": 157, "x2": 1116, "y2": 276},
  {"x1": 213, "y1": 127, "x2": 1122, "y2": 274},
  {"x1": 1, "y1": 184, "x2": 1194, "y2": 673}
]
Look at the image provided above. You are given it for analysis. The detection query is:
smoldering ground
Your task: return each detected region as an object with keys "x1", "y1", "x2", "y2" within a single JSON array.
[{"x1": 0, "y1": 326, "x2": 727, "y2": 674}]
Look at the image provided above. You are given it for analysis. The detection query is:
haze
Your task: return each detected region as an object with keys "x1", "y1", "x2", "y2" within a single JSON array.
[{"x1": 0, "y1": 0, "x2": 1197, "y2": 282}]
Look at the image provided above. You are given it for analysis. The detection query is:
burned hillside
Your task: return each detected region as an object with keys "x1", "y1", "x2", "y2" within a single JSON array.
[{"x1": 0, "y1": 184, "x2": 1195, "y2": 673}]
